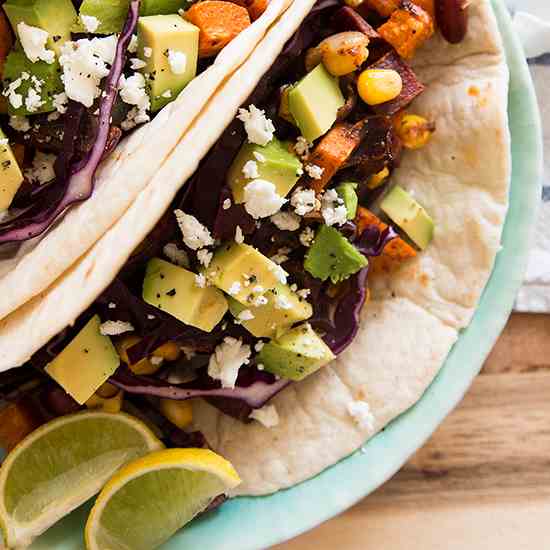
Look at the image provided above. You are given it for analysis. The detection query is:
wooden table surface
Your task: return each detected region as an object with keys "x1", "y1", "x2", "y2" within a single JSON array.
[{"x1": 277, "y1": 313, "x2": 550, "y2": 550}]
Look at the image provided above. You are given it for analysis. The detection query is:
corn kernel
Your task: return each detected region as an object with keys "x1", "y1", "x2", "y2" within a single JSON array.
[
  {"x1": 160, "y1": 399, "x2": 193, "y2": 430},
  {"x1": 86, "y1": 389, "x2": 124, "y2": 414},
  {"x1": 115, "y1": 336, "x2": 160, "y2": 376},
  {"x1": 367, "y1": 167, "x2": 390, "y2": 189},
  {"x1": 394, "y1": 114, "x2": 435, "y2": 149},
  {"x1": 319, "y1": 32, "x2": 370, "y2": 77},
  {"x1": 153, "y1": 342, "x2": 181, "y2": 362},
  {"x1": 357, "y1": 69, "x2": 403, "y2": 106}
]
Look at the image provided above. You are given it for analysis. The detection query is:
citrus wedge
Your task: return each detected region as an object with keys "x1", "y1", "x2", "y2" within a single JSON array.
[
  {"x1": 85, "y1": 448, "x2": 241, "y2": 550},
  {"x1": 0, "y1": 411, "x2": 163, "y2": 548}
]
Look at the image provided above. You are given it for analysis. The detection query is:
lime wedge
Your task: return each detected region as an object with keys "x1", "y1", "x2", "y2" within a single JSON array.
[
  {"x1": 0, "y1": 411, "x2": 163, "y2": 548},
  {"x1": 85, "y1": 448, "x2": 241, "y2": 550}
]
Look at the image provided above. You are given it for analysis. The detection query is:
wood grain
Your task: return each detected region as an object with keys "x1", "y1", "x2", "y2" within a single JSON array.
[{"x1": 277, "y1": 313, "x2": 550, "y2": 550}]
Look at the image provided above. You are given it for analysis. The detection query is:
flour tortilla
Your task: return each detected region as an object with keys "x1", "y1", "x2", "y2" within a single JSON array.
[
  {"x1": 0, "y1": 0, "x2": 290, "y2": 322},
  {"x1": 0, "y1": 0, "x2": 510, "y2": 496}
]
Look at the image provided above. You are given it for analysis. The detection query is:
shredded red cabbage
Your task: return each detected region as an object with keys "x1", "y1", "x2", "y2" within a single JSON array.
[{"x1": 0, "y1": 1, "x2": 140, "y2": 244}]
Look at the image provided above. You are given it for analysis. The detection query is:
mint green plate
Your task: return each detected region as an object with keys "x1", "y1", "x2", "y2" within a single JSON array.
[{"x1": 29, "y1": 1, "x2": 542, "y2": 548}]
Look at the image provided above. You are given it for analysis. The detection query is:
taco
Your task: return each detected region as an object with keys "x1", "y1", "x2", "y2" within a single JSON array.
[
  {"x1": 0, "y1": 0, "x2": 510, "y2": 544},
  {"x1": 0, "y1": 0, "x2": 292, "y2": 322}
]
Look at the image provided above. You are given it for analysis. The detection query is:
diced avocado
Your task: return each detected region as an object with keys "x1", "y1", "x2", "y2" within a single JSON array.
[
  {"x1": 288, "y1": 64, "x2": 345, "y2": 143},
  {"x1": 257, "y1": 323, "x2": 335, "y2": 381},
  {"x1": 143, "y1": 258, "x2": 228, "y2": 332},
  {"x1": 138, "y1": 14, "x2": 199, "y2": 112},
  {"x1": 227, "y1": 137, "x2": 303, "y2": 204},
  {"x1": 3, "y1": 50, "x2": 63, "y2": 116},
  {"x1": 208, "y1": 242, "x2": 282, "y2": 305},
  {"x1": 45, "y1": 315, "x2": 120, "y2": 405},
  {"x1": 4, "y1": 0, "x2": 77, "y2": 55},
  {"x1": 380, "y1": 185, "x2": 434, "y2": 250},
  {"x1": 0, "y1": 130, "x2": 24, "y2": 211},
  {"x1": 336, "y1": 182, "x2": 358, "y2": 220},
  {"x1": 140, "y1": 0, "x2": 187, "y2": 16},
  {"x1": 304, "y1": 225, "x2": 368, "y2": 284},
  {"x1": 228, "y1": 284, "x2": 312, "y2": 338}
]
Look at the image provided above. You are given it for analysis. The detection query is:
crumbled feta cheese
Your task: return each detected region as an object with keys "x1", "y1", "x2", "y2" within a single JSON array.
[
  {"x1": 294, "y1": 136, "x2": 310, "y2": 157},
  {"x1": 108, "y1": 302, "x2": 116, "y2": 309},
  {"x1": 270, "y1": 263, "x2": 288, "y2": 285},
  {"x1": 297, "y1": 288, "x2": 311, "y2": 300},
  {"x1": 228, "y1": 281, "x2": 242, "y2": 296},
  {"x1": 195, "y1": 273, "x2": 207, "y2": 288},
  {"x1": 197, "y1": 248, "x2": 213, "y2": 268},
  {"x1": 253, "y1": 295, "x2": 269, "y2": 307},
  {"x1": 0, "y1": 138, "x2": 7, "y2": 147},
  {"x1": 237, "y1": 105, "x2": 275, "y2": 146},
  {"x1": 347, "y1": 400, "x2": 375, "y2": 432},
  {"x1": 99, "y1": 320, "x2": 134, "y2": 336},
  {"x1": 59, "y1": 36, "x2": 117, "y2": 107},
  {"x1": 143, "y1": 46, "x2": 153, "y2": 58},
  {"x1": 238, "y1": 309, "x2": 255, "y2": 321},
  {"x1": 53, "y1": 92, "x2": 68, "y2": 114},
  {"x1": 167, "y1": 50, "x2": 187, "y2": 74},
  {"x1": 321, "y1": 189, "x2": 347, "y2": 227},
  {"x1": 9, "y1": 116, "x2": 30, "y2": 132},
  {"x1": 223, "y1": 198, "x2": 232, "y2": 210},
  {"x1": 208, "y1": 337, "x2": 251, "y2": 389},
  {"x1": 234, "y1": 225, "x2": 245, "y2": 244},
  {"x1": 291, "y1": 187, "x2": 317, "y2": 216},
  {"x1": 305, "y1": 163, "x2": 324, "y2": 180},
  {"x1": 242, "y1": 160, "x2": 259, "y2": 179},
  {"x1": 270, "y1": 247, "x2": 291, "y2": 265},
  {"x1": 252, "y1": 285, "x2": 264, "y2": 294},
  {"x1": 18, "y1": 23, "x2": 55, "y2": 64},
  {"x1": 254, "y1": 341, "x2": 265, "y2": 352},
  {"x1": 121, "y1": 106, "x2": 150, "y2": 131},
  {"x1": 249, "y1": 404, "x2": 279, "y2": 428},
  {"x1": 275, "y1": 294, "x2": 292, "y2": 310},
  {"x1": 81, "y1": 15, "x2": 100, "y2": 33},
  {"x1": 161, "y1": 89, "x2": 172, "y2": 99},
  {"x1": 243, "y1": 179, "x2": 286, "y2": 219},
  {"x1": 150, "y1": 356, "x2": 164, "y2": 366},
  {"x1": 128, "y1": 35, "x2": 138, "y2": 54},
  {"x1": 147, "y1": 314, "x2": 156, "y2": 320},
  {"x1": 163, "y1": 242, "x2": 189, "y2": 268},
  {"x1": 119, "y1": 72, "x2": 150, "y2": 111},
  {"x1": 130, "y1": 57, "x2": 147, "y2": 70},
  {"x1": 174, "y1": 210, "x2": 214, "y2": 250},
  {"x1": 299, "y1": 226, "x2": 315, "y2": 247},
  {"x1": 4, "y1": 78, "x2": 24, "y2": 110},
  {"x1": 270, "y1": 211, "x2": 300, "y2": 231},
  {"x1": 257, "y1": 363, "x2": 264, "y2": 371},
  {"x1": 253, "y1": 151, "x2": 266, "y2": 163},
  {"x1": 24, "y1": 152, "x2": 56, "y2": 184},
  {"x1": 25, "y1": 87, "x2": 44, "y2": 112}
]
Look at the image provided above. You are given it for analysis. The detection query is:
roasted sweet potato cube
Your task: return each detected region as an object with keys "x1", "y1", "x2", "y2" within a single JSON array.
[
  {"x1": 0, "y1": 9, "x2": 14, "y2": 78},
  {"x1": 306, "y1": 122, "x2": 365, "y2": 193},
  {"x1": 185, "y1": 1, "x2": 251, "y2": 58},
  {"x1": 377, "y1": 1, "x2": 434, "y2": 59},
  {"x1": 366, "y1": 0, "x2": 401, "y2": 17},
  {"x1": 0, "y1": 398, "x2": 44, "y2": 452},
  {"x1": 227, "y1": 0, "x2": 268, "y2": 20},
  {"x1": 356, "y1": 206, "x2": 416, "y2": 275}
]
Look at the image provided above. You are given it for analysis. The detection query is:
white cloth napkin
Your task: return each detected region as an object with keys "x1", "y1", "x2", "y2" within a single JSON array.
[{"x1": 505, "y1": 1, "x2": 549, "y2": 312}]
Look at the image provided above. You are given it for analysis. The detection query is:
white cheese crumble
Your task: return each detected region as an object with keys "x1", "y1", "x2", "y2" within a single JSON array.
[
  {"x1": 254, "y1": 341, "x2": 265, "y2": 352},
  {"x1": 128, "y1": 35, "x2": 138, "y2": 54},
  {"x1": 24, "y1": 152, "x2": 56, "y2": 185},
  {"x1": 347, "y1": 400, "x2": 375, "y2": 432},
  {"x1": 130, "y1": 57, "x2": 147, "y2": 70},
  {"x1": 161, "y1": 89, "x2": 172, "y2": 99},
  {"x1": 299, "y1": 226, "x2": 315, "y2": 247},
  {"x1": 252, "y1": 285, "x2": 264, "y2": 294},
  {"x1": 294, "y1": 136, "x2": 310, "y2": 158},
  {"x1": 81, "y1": 15, "x2": 100, "y2": 33},
  {"x1": 253, "y1": 295, "x2": 268, "y2": 307},
  {"x1": 163, "y1": 242, "x2": 189, "y2": 268},
  {"x1": 195, "y1": 273, "x2": 207, "y2": 288},
  {"x1": 0, "y1": 138, "x2": 7, "y2": 147},
  {"x1": 4, "y1": 78, "x2": 24, "y2": 110},
  {"x1": 237, "y1": 105, "x2": 275, "y2": 146},
  {"x1": 237, "y1": 309, "x2": 255, "y2": 321},
  {"x1": 270, "y1": 247, "x2": 291, "y2": 265},
  {"x1": 24, "y1": 87, "x2": 44, "y2": 113},
  {"x1": 99, "y1": 320, "x2": 134, "y2": 336},
  {"x1": 53, "y1": 92, "x2": 68, "y2": 114},
  {"x1": 228, "y1": 281, "x2": 242, "y2": 296},
  {"x1": 143, "y1": 46, "x2": 153, "y2": 58},
  {"x1": 270, "y1": 211, "x2": 300, "y2": 231},
  {"x1": 18, "y1": 23, "x2": 55, "y2": 64},
  {"x1": 174, "y1": 210, "x2": 214, "y2": 250},
  {"x1": 321, "y1": 189, "x2": 347, "y2": 227},
  {"x1": 305, "y1": 163, "x2": 324, "y2": 180},
  {"x1": 297, "y1": 288, "x2": 311, "y2": 299},
  {"x1": 119, "y1": 72, "x2": 150, "y2": 110},
  {"x1": 269, "y1": 263, "x2": 288, "y2": 285},
  {"x1": 59, "y1": 35, "x2": 117, "y2": 107},
  {"x1": 9, "y1": 116, "x2": 30, "y2": 132},
  {"x1": 197, "y1": 248, "x2": 213, "y2": 268},
  {"x1": 253, "y1": 151, "x2": 266, "y2": 163},
  {"x1": 291, "y1": 187, "x2": 317, "y2": 216},
  {"x1": 208, "y1": 337, "x2": 251, "y2": 389},
  {"x1": 243, "y1": 179, "x2": 286, "y2": 219},
  {"x1": 223, "y1": 198, "x2": 232, "y2": 210},
  {"x1": 167, "y1": 50, "x2": 187, "y2": 74},
  {"x1": 235, "y1": 225, "x2": 244, "y2": 244},
  {"x1": 275, "y1": 294, "x2": 292, "y2": 310},
  {"x1": 242, "y1": 160, "x2": 259, "y2": 179},
  {"x1": 249, "y1": 404, "x2": 279, "y2": 428}
]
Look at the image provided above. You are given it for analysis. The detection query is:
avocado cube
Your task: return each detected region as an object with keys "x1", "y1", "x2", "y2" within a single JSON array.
[
  {"x1": 228, "y1": 284, "x2": 312, "y2": 338},
  {"x1": 0, "y1": 130, "x2": 24, "y2": 211},
  {"x1": 288, "y1": 64, "x2": 345, "y2": 143},
  {"x1": 45, "y1": 315, "x2": 120, "y2": 405},
  {"x1": 4, "y1": 0, "x2": 77, "y2": 54},
  {"x1": 257, "y1": 323, "x2": 335, "y2": 381},
  {"x1": 3, "y1": 50, "x2": 63, "y2": 115},
  {"x1": 305, "y1": 225, "x2": 368, "y2": 284},
  {"x1": 336, "y1": 182, "x2": 358, "y2": 220},
  {"x1": 380, "y1": 185, "x2": 434, "y2": 250},
  {"x1": 143, "y1": 258, "x2": 228, "y2": 332},
  {"x1": 208, "y1": 243, "x2": 281, "y2": 305},
  {"x1": 138, "y1": 15, "x2": 199, "y2": 112},
  {"x1": 227, "y1": 138, "x2": 303, "y2": 204}
]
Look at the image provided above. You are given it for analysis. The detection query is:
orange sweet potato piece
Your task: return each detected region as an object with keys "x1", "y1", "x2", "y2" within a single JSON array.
[
  {"x1": 377, "y1": 1, "x2": 434, "y2": 59},
  {"x1": 186, "y1": 1, "x2": 251, "y2": 58},
  {"x1": 356, "y1": 206, "x2": 417, "y2": 275},
  {"x1": 0, "y1": 398, "x2": 44, "y2": 452},
  {"x1": 0, "y1": 9, "x2": 14, "y2": 78},
  {"x1": 365, "y1": 0, "x2": 401, "y2": 17},
  {"x1": 306, "y1": 123, "x2": 364, "y2": 194},
  {"x1": 228, "y1": 0, "x2": 268, "y2": 20}
]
